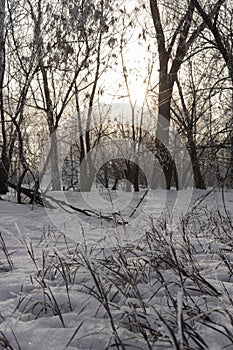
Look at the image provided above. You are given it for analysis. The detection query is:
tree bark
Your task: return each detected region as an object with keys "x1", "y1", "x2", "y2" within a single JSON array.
[
  {"x1": 50, "y1": 130, "x2": 61, "y2": 191},
  {"x1": 0, "y1": 0, "x2": 8, "y2": 195},
  {"x1": 133, "y1": 163, "x2": 140, "y2": 192},
  {"x1": 150, "y1": 0, "x2": 195, "y2": 189},
  {"x1": 189, "y1": 140, "x2": 206, "y2": 189}
]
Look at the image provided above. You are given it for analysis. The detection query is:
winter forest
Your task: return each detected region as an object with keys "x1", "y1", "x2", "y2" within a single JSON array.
[
  {"x1": 0, "y1": 0, "x2": 232, "y2": 196},
  {"x1": 0, "y1": 0, "x2": 233, "y2": 349}
]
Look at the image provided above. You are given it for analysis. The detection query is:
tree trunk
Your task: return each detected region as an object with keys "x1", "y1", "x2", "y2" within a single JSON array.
[
  {"x1": 150, "y1": 0, "x2": 196, "y2": 190},
  {"x1": 229, "y1": 95, "x2": 233, "y2": 187},
  {"x1": 0, "y1": 155, "x2": 9, "y2": 194},
  {"x1": 157, "y1": 63, "x2": 176, "y2": 189},
  {"x1": 79, "y1": 156, "x2": 96, "y2": 192},
  {"x1": 103, "y1": 164, "x2": 109, "y2": 189},
  {"x1": 229, "y1": 130, "x2": 233, "y2": 188},
  {"x1": 50, "y1": 131, "x2": 61, "y2": 191},
  {"x1": 189, "y1": 141, "x2": 206, "y2": 189},
  {"x1": 133, "y1": 163, "x2": 140, "y2": 192},
  {"x1": 0, "y1": 0, "x2": 7, "y2": 195},
  {"x1": 40, "y1": 63, "x2": 61, "y2": 191}
]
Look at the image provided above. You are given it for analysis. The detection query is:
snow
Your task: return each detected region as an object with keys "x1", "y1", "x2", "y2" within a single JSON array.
[{"x1": 0, "y1": 189, "x2": 233, "y2": 349}]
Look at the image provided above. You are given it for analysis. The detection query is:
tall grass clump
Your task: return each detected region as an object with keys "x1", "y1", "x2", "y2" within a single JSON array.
[
  {"x1": 0, "y1": 232, "x2": 13, "y2": 272},
  {"x1": 6, "y1": 207, "x2": 233, "y2": 349}
]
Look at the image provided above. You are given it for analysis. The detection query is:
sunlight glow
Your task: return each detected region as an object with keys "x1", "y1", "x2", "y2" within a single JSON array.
[{"x1": 128, "y1": 83, "x2": 147, "y2": 106}]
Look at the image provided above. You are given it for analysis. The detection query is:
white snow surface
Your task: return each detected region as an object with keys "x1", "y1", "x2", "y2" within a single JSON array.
[{"x1": 0, "y1": 189, "x2": 233, "y2": 349}]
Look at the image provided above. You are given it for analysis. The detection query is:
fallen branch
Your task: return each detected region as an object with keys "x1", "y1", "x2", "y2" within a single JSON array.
[
  {"x1": 43, "y1": 193, "x2": 128, "y2": 225},
  {"x1": 8, "y1": 182, "x2": 44, "y2": 206},
  {"x1": 7, "y1": 181, "x2": 130, "y2": 225}
]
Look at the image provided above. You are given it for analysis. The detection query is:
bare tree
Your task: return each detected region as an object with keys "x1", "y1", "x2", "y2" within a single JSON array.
[
  {"x1": 0, "y1": 0, "x2": 42, "y2": 200},
  {"x1": 17, "y1": 0, "x2": 117, "y2": 193},
  {"x1": 149, "y1": 0, "x2": 224, "y2": 188},
  {"x1": 191, "y1": 0, "x2": 233, "y2": 186}
]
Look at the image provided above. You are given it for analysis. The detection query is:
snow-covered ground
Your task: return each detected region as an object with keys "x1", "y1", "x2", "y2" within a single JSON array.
[{"x1": 0, "y1": 189, "x2": 233, "y2": 349}]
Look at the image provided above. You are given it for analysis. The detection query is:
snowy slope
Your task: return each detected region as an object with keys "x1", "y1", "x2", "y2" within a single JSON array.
[{"x1": 0, "y1": 189, "x2": 233, "y2": 349}]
